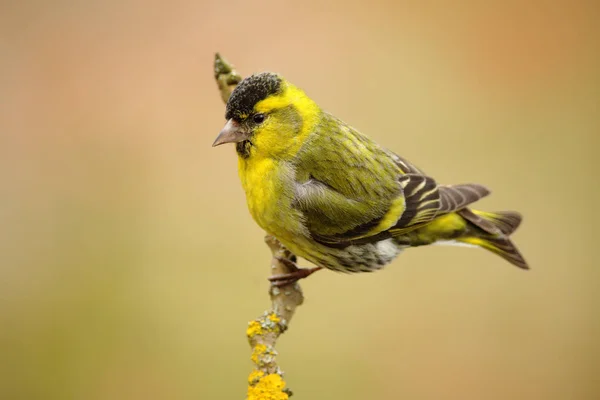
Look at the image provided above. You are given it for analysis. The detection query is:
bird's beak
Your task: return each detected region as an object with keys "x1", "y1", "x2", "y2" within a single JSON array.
[{"x1": 212, "y1": 119, "x2": 249, "y2": 147}]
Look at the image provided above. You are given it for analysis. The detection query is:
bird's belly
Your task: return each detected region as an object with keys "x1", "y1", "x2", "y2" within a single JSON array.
[{"x1": 280, "y1": 236, "x2": 403, "y2": 273}]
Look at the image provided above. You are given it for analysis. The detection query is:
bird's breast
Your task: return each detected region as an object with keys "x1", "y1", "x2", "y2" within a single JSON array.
[{"x1": 237, "y1": 155, "x2": 300, "y2": 237}]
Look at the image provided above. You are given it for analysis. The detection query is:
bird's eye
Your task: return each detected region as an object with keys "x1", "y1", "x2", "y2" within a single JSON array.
[{"x1": 253, "y1": 113, "x2": 265, "y2": 124}]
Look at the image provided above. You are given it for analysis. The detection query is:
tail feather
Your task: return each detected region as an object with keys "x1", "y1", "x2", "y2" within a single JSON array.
[
  {"x1": 458, "y1": 209, "x2": 528, "y2": 269},
  {"x1": 471, "y1": 210, "x2": 522, "y2": 235},
  {"x1": 459, "y1": 235, "x2": 529, "y2": 269},
  {"x1": 400, "y1": 207, "x2": 529, "y2": 269}
]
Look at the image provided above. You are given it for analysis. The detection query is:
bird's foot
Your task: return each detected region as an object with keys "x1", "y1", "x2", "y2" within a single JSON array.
[{"x1": 269, "y1": 257, "x2": 323, "y2": 287}]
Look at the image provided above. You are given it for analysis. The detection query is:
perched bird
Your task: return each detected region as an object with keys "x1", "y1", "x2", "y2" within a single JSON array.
[{"x1": 213, "y1": 72, "x2": 528, "y2": 285}]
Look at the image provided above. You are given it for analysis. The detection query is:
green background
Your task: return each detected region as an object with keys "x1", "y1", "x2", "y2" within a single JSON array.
[{"x1": 1, "y1": 0, "x2": 598, "y2": 398}]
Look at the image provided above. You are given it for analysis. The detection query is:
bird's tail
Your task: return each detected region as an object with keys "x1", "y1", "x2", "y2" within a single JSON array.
[{"x1": 457, "y1": 210, "x2": 529, "y2": 269}]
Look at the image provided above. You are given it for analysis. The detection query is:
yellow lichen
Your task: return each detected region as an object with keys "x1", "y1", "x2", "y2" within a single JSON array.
[
  {"x1": 251, "y1": 343, "x2": 268, "y2": 364},
  {"x1": 247, "y1": 373, "x2": 288, "y2": 400},
  {"x1": 247, "y1": 320, "x2": 263, "y2": 338},
  {"x1": 268, "y1": 313, "x2": 280, "y2": 324},
  {"x1": 247, "y1": 313, "x2": 282, "y2": 341},
  {"x1": 248, "y1": 370, "x2": 265, "y2": 385}
]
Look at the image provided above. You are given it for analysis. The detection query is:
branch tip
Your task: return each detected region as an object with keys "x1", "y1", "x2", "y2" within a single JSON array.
[{"x1": 214, "y1": 52, "x2": 242, "y2": 103}]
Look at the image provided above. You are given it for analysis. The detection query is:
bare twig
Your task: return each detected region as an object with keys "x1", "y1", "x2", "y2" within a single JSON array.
[
  {"x1": 214, "y1": 53, "x2": 303, "y2": 400},
  {"x1": 214, "y1": 53, "x2": 242, "y2": 103}
]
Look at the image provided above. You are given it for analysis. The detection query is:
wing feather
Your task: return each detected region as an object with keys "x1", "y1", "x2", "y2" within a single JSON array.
[
  {"x1": 390, "y1": 177, "x2": 490, "y2": 235},
  {"x1": 438, "y1": 184, "x2": 490, "y2": 213}
]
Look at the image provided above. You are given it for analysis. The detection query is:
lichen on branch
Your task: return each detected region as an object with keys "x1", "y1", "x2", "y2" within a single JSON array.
[{"x1": 214, "y1": 53, "x2": 304, "y2": 400}]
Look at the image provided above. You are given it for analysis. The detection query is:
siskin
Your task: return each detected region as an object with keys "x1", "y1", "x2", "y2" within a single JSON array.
[{"x1": 213, "y1": 73, "x2": 528, "y2": 285}]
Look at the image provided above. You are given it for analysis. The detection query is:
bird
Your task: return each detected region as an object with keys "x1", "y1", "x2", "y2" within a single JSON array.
[{"x1": 212, "y1": 72, "x2": 528, "y2": 286}]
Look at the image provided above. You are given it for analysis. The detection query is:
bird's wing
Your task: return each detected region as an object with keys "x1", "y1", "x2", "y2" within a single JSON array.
[
  {"x1": 292, "y1": 115, "x2": 404, "y2": 243},
  {"x1": 386, "y1": 150, "x2": 426, "y2": 174},
  {"x1": 293, "y1": 114, "x2": 489, "y2": 244},
  {"x1": 389, "y1": 176, "x2": 490, "y2": 236}
]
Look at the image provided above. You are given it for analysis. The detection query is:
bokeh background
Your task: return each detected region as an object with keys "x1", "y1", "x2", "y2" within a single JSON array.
[{"x1": 1, "y1": 0, "x2": 598, "y2": 399}]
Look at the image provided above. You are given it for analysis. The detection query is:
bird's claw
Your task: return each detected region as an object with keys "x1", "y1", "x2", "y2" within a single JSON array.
[
  {"x1": 269, "y1": 257, "x2": 322, "y2": 287},
  {"x1": 274, "y1": 256, "x2": 300, "y2": 272}
]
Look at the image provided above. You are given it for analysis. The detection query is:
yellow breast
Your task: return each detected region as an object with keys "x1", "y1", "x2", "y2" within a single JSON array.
[{"x1": 237, "y1": 155, "x2": 300, "y2": 238}]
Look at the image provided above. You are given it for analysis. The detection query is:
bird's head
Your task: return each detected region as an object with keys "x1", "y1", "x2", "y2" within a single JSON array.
[{"x1": 213, "y1": 72, "x2": 320, "y2": 159}]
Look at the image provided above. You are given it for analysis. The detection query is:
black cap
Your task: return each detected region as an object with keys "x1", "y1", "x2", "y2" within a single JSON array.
[{"x1": 225, "y1": 72, "x2": 282, "y2": 120}]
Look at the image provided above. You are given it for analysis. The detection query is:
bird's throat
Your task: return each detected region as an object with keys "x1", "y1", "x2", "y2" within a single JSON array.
[{"x1": 236, "y1": 140, "x2": 252, "y2": 159}]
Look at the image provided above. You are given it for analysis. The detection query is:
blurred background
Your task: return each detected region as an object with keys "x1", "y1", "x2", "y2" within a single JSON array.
[{"x1": 1, "y1": 0, "x2": 598, "y2": 399}]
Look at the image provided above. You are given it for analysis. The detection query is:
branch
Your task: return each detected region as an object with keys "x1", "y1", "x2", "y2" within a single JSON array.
[
  {"x1": 214, "y1": 53, "x2": 242, "y2": 103},
  {"x1": 214, "y1": 53, "x2": 303, "y2": 400}
]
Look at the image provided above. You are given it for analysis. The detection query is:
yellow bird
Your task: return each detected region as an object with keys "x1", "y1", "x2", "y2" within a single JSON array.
[{"x1": 213, "y1": 73, "x2": 528, "y2": 285}]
